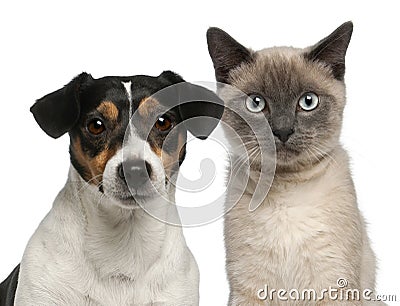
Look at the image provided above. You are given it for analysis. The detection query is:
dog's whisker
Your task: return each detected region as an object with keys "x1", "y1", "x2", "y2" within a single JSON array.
[{"x1": 75, "y1": 174, "x2": 103, "y2": 196}]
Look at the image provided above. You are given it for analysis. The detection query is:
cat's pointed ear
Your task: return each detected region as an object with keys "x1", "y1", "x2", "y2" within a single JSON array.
[
  {"x1": 31, "y1": 72, "x2": 94, "y2": 138},
  {"x1": 305, "y1": 21, "x2": 353, "y2": 81},
  {"x1": 207, "y1": 27, "x2": 252, "y2": 84}
]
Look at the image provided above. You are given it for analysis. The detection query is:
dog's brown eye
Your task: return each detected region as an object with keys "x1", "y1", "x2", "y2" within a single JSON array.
[
  {"x1": 87, "y1": 118, "x2": 105, "y2": 135},
  {"x1": 155, "y1": 115, "x2": 172, "y2": 132}
]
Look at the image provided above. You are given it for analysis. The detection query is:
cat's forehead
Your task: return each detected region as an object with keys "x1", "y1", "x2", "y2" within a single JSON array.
[
  {"x1": 257, "y1": 46, "x2": 301, "y2": 58},
  {"x1": 230, "y1": 47, "x2": 336, "y2": 96}
]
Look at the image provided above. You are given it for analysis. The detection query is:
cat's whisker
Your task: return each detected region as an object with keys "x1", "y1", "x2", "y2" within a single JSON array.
[
  {"x1": 229, "y1": 138, "x2": 259, "y2": 146},
  {"x1": 234, "y1": 145, "x2": 258, "y2": 159},
  {"x1": 304, "y1": 148, "x2": 315, "y2": 166},
  {"x1": 230, "y1": 151, "x2": 252, "y2": 170},
  {"x1": 229, "y1": 141, "x2": 260, "y2": 152},
  {"x1": 308, "y1": 147, "x2": 322, "y2": 164},
  {"x1": 309, "y1": 144, "x2": 339, "y2": 167},
  {"x1": 228, "y1": 135, "x2": 258, "y2": 141},
  {"x1": 230, "y1": 146, "x2": 260, "y2": 174},
  {"x1": 249, "y1": 151, "x2": 261, "y2": 168}
]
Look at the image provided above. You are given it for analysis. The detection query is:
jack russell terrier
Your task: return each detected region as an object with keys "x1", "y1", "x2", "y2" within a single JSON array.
[{"x1": 0, "y1": 71, "x2": 223, "y2": 305}]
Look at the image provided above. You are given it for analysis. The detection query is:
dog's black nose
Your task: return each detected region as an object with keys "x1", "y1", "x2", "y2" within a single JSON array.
[
  {"x1": 272, "y1": 128, "x2": 294, "y2": 143},
  {"x1": 118, "y1": 159, "x2": 152, "y2": 187}
]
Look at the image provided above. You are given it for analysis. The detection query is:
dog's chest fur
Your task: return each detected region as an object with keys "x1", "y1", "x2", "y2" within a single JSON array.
[{"x1": 15, "y1": 169, "x2": 198, "y2": 305}]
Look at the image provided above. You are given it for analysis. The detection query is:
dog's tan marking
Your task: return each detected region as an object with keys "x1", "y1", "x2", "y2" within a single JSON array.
[
  {"x1": 139, "y1": 97, "x2": 187, "y2": 175},
  {"x1": 152, "y1": 146, "x2": 163, "y2": 158},
  {"x1": 178, "y1": 134, "x2": 186, "y2": 163},
  {"x1": 72, "y1": 137, "x2": 119, "y2": 184},
  {"x1": 156, "y1": 132, "x2": 186, "y2": 176},
  {"x1": 138, "y1": 97, "x2": 160, "y2": 118},
  {"x1": 72, "y1": 138, "x2": 92, "y2": 181},
  {"x1": 97, "y1": 101, "x2": 119, "y2": 122}
]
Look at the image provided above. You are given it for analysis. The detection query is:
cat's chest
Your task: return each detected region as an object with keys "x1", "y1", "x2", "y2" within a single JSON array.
[
  {"x1": 225, "y1": 178, "x2": 335, "y2": 287},
  {"x1": 236, "y1": 176, "x2": 334, "y2": 249}
]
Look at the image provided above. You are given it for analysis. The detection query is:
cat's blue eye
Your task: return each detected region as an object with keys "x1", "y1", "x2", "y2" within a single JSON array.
[
  {"x1": 246, "y1": 94, "x2": 266, "y2": 113},
  {"x1": 298, "y1": 92, "x2": 319, "y2": 111}
]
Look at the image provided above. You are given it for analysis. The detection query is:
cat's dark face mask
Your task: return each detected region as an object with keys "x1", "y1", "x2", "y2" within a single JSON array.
[{"x1": 207, "y1": 22, "x2": 353, "y2": 170}]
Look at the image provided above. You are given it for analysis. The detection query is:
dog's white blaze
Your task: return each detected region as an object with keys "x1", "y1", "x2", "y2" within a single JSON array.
[
  {"x1": 122, "y1": 81, "x2": 136, "y2": 138},
  {"x1": 122, "y1": 81, "x2": 133, "y2": 116}
]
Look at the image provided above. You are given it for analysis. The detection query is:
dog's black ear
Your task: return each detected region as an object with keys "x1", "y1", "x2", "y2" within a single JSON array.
[
  {"x1": 207, "y1": 27, "x2": 253, "y2": 84},
  {"x1": 178, "y1": 83, "x2": 224, "y2": 140},
  {"x1": 31, "y1": 72, "x2": 94, "y2": 138},
  {"x1": 158, "y1": 70, "x2": 185, "y2": 85},
  {"x1": 156, "y1": 71, "x2": 224, "y2": 139},
  {"x1": 305, "y1": 21, "x2": 353, "y2": 81}
]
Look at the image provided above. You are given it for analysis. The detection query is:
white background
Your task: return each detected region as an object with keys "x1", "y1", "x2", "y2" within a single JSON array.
[{"x1": 1, "y1": 1, "x2": 399, "y2": 305}]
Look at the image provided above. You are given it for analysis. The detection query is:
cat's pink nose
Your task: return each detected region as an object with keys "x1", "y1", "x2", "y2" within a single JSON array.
[{"x1": 273, "y1": 128, "x2": 294, "y2": 143}]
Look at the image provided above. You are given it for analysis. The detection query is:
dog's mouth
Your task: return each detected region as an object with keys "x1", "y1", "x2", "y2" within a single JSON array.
[
  {"x1": 99, "y1": 183, "x2": 154, "y2": 209},
  {"x1": 119, "y1": 192, "x2": 149, "y2": 202},
  {"x1": 118, "y1": 195, "x2": 142, "y2": 208},
  {"x1": 100, "y1": 165, "x2": 166, "y2": 209}
]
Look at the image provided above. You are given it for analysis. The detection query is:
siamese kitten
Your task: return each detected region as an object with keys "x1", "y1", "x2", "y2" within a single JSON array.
[{"x1": 207, "y1": 22, "x2": 381, "y2": 305}]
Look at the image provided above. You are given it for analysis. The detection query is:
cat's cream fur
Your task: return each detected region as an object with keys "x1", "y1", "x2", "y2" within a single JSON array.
[{"x1": 225, "y1": 148, "x2": 377, "y2": 305}]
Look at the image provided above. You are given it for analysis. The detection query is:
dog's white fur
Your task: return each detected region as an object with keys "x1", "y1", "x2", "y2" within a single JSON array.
[{"x1": 14, "y1": 137, "x2": 199, "y2": 305}]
